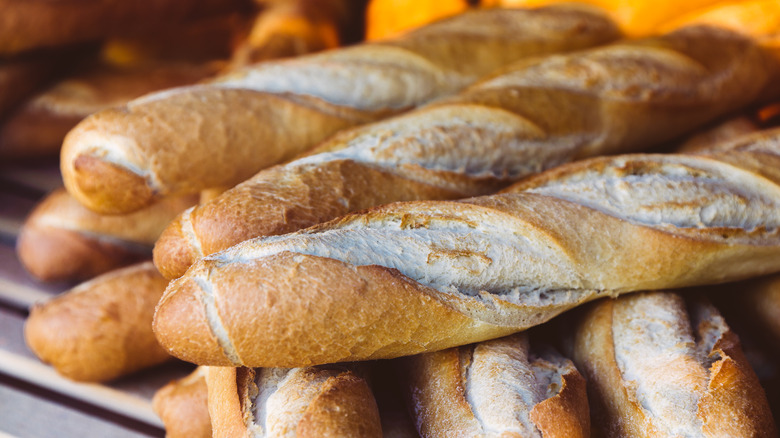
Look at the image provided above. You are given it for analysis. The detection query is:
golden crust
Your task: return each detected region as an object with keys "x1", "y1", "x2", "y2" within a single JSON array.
[
  {"x1": 17, "y1": 188, "x2": 195, "y2": 282},
  {"x1": 152, "y1": 367, "x2": 212, "y2": 438},
  {"x1": 24, "y1": 262, "x2": 171, "y2": 382}
]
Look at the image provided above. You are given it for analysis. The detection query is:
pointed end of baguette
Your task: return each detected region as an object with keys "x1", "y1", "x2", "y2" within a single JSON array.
[
  {"x1": 154, "y1": 275, "x2": 236, "y2": 367},
  {"x1": 63, "y1": 153, "x2": 155, "y2": 214},
  {"x1": 61, "y1": 110, "x2": 159, "y2": 214},
  {"x1": 154, "y1": 215, "x2": 199, "y2": 280}
]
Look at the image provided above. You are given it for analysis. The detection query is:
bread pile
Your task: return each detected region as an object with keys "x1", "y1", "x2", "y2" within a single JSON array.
[{"x1": 11, "y1": 1, "x2": 780, "y2": 436}]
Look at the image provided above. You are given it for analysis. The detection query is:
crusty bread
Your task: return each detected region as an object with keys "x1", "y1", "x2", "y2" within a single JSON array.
[
  {"x1": 153, "y1": 24, "x2": 777, "y2": 279},
  {"x1": 25, "y1": 262, "x2": 171, "y2": 382},
  {"x1": 404, "y1": 333, "x2": 588, "y2": 438},
  {"x1": 0, "y1": 60, "x2": 221, "y2": 161},
  {"x1": 0, "y1": 0, "x2": 246, "y2": 55},
  {"x1": 61, "y1": 5, "x2": 621, "y2": 214},
  {"x1": 153, "y1": 127, "x2": 780, "y2": 368},
  {"x1": 572, "y1": 291, "x2": 777, "y2": 438},
  {"x1": 153, "y1": 367, "x2": 212, "y2": 438},
  {"x1": 207, "y1": 365, "x2": 382, "y2": 437},
  {"x1": 17, "y1": 188, "x2": 196, "y2": 282}
]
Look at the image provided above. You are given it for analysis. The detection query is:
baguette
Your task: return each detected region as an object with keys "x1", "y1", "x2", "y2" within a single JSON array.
[
  {"x1": 61, "y1": 5, "x2": 621, "y2": 214},
  {"x1": 153, "y1": 24, "x2": 778, "y2": 279},
  {"x1": 153, "y1": 127, "x2": 780, "y2": 368},
  {"x1": 207, "y1": 365, "x2": 382, "y2": 437},
  {"x1": 572, "y1": 291, "x2": 777, "y2": 437},
  {"x1": 17, "y1": 188, "x2": 196, "y2": 282},
  {"x1": 153, "y1": 367, "x2": 212, "y2": 438},
  {"x1": 0, "y1": 0, "x2": 247, "y2": 55},
  {"x1": 404, "y1": 333, "x2": 588, "y2": 438},
  {"x1": 25, "y1": 262, "x2": 171, "y2": 382}
]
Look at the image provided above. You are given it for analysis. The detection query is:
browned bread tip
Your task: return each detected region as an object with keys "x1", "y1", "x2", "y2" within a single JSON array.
[
  {"x1": 25, "y1": 262, "x2": 171, "y2": 382},
  {"x1": 17, "y1": 188, "x2": 196, "y2": 282},
  {"x1": 62, "y1": 5, "x2": 621, "y2": 214},
  {"x1": 153, "y1": 366, "x2": 212, "y2": 438}
]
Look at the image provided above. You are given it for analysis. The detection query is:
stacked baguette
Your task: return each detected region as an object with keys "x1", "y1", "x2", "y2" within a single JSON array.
[
  {"x1": 154, "y1": 125, "x2": 780, "y2": 367},
  {"x1": 60, "y1": 5, "x2": 621, "y2": 214},
  {"x1": 154, "y1": 23, "x2": 780, "y2": 278},
  {"x1": 11, "y1": 2, "x2": 780, "y2": 436}
]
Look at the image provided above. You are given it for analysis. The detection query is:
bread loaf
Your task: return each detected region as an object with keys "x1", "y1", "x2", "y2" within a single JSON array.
[
  {"x1": 17, "y1": 188, "x2": 195, "y2": 282},
  {"x1": 153, "y1": 24, "x2": 777, "y2": 279},
  {"x1": 153, "y1": 367, "x2": 212, "y2": 438},
  {"x1": 25, "y1": 262, "x2": 171, "y2": 382},
  {"x1": 61, "y1": 5, "x2": 621, "y2": 214},
  {"x1": 572, "y1": 291, "x2": 777, "y2": 437},
  {"x1": 153, "y1": 126, "x2": 780, "y2": 368},
  {"x1": 404, "y1": 333, "x2": 589, "y2": 438},
  {"x1": 207, "y1": 365, "x2": 382, "y2": 437}
]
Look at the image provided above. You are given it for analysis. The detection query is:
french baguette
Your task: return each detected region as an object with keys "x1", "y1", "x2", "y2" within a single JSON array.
[
  {"x1": 153, "y1": 24, "x2": 779, "y2": 279},
  {"x1": 25, "y1": 262, "x2": 171, "y2": 382},
  {"x1": 17, "y1": 188, "x2": 196, "y2": 282},
  {"x1": 572, "y1": 291, "x2": 777, "y2": 437},
  {"x1": 153, "y1": 127, "x2": 780, "y2": 368},
  {"x1": 404, "y1": 333, "x2": 588, "y2": 438},
  {"x1": 207, "y1": 365, "x2": 382, "y2": 437},
  {"x1": 61, "y1": 5, "x2": 620, "y2": 214},
  {"x1": 153, "y1": 367, "x2": 212, "y2": 438}
]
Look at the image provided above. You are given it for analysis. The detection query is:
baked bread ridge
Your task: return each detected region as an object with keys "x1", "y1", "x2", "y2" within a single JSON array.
[
  {"x1": 61, "y1": 5, "x2": 622, "y2": 214},
  {"x1": 25, "y1": 262, "x2": 171, "y2": 382},
  {"x1": 17, "y1": 188, "x2": 196, "y2": 282},
  {"x1": 153, "y1": 366, "x2": 212, "y2": 438},
  {"x1": 207, "y1": 365, "x2": 382, "y2": 438},
  {"x1": 153, "y1": 138, "x2": 780, "y2": 367},
  {"x1": 404, "y1": 332, "x2": 588, "y2": 438},
  {"x1": 572, "y1": 291, "x2": 777, "y2": 438},
  {"x1": 153, "y1": 23, "x2": 776, "y2": 279}
]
